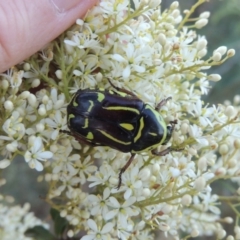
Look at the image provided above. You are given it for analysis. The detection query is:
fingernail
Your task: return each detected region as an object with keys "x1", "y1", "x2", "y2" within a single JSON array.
[{"x1": 50, "y1": 0, "x2": 82, "y2": 13}]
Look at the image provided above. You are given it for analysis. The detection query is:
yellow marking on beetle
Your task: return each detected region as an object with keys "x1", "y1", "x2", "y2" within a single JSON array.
[
  {"x1": 108, "y1": 89, "x2": 127, "y2": 97},
  {"x1": 86, "y1": 132, "x2": 94, "y2": 140},
  {"x1": 103, "y1": 106, "x2": 140, "y2": 114},
  {"x1": 132, "y1": 105, "x2": 168, "y2": 153},
  {"x1": 97, "y1": 92, "x2": 105, "y2": 102},
  {"x1": 120, "y1": 123, "x2": 134, "y2": 131},
  {"x1": 97, "y1": 130, "x2": 131, "y2": 145},
  {"x1": 145, "y1": 104, "x2": 167, "y2": 145},
  {"x1": 149, "y1": 132, "x2": 157, "y2": 136},
  {"x1": 87, "y1": 100, "x2": 94, "y2": 112},
  {"x1": 82, "y1": 119, "x2": 88, "y2": 128},
  {"x1": 114, "y1": 90, "x2": 127, "y2": 97},
  {"x1": 134, "y1": 117, "x2": 144, "y2": 142},
  {"x1": 68, "y1": 114, "x2": 75, "y2": 119},
  {"x1": 73, "y1": 96, "x2": 78, "y2": 106}
]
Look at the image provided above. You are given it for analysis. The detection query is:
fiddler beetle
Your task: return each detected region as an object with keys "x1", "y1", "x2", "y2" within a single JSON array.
[{"x1": 63, "y1": 81, "x2": 179, "y2": 189}]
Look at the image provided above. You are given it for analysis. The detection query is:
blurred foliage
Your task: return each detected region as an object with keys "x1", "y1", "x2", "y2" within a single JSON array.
[{"x1": 162, "y1": 0, "x2": 240, "y2": 103}]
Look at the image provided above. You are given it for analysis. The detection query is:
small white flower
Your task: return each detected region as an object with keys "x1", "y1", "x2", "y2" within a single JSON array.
[
  {"x1": 115, "y1": 166, "x2": 142, "y2": 200},
  {"x1": 44, "y1": 110, "x2": 67, "y2": 140},
  {"x1": 189, "y1": 124, "x2": 209, "y2": 146},
  {"x1": 88, "y1": 187, "x2": 111, "y2": 216},
  {"x1": 105, "y1": 196, "x2": 139, "y2": 223},
  {"x1": 75, "y1": 155, "x2": 97, "y2": 185},
  {"x1": 81, "y1": 219, "x2": 114, "y2": 240},
  {"x1": 88, "y1": 164, "x2": 113, "y2": 188},
  {"x1": 24, "y1": 137, "x2": 53, "y2": 171},
  {"x1": 2, "y1": 111, "x2": 25, "y2": 140}
]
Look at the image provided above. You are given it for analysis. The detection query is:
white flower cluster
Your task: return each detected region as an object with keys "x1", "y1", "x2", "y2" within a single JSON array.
[
  {"x1": 0, "y1": 0, "x2": 238, "y2": 239},
  {"x1": 0, "y1": 201, "x2": 49, "y2": 240}
]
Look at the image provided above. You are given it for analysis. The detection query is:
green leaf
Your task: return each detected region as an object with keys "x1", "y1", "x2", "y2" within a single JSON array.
[
  {"x1": 25, "y1": 226, "x2": 56, "y2": 240},
  {"x1": 50, "y1": 208, "x2": 69, "y2": 236}
]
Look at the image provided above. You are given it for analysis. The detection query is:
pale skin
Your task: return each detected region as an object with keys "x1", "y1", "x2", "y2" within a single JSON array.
[{"x1": 0, "y1": 0, "x2": 98, "y2": 73}]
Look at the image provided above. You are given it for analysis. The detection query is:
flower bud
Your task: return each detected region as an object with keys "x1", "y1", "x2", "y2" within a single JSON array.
[
  {"x1": 219, "y1": 144, "x2": 229, "y2": 155},
  {"x1": 217, "y1": 229, "x2": 226, "y2": 239},
  {"x1": 227, "y1": 49, "x2": 235, "y2": 57},
  {"x1": 191, "y1": 229, "x2": 199, "y2": 237},
  {"x1": 55, "y1": 99, "x2": 64, "y2": 109},
  {"x1": 23, "y1": 63, "x2": 31, "y2": 71},
  {"x1": 207, "y1": 74, "x2": 221, "y2": 82},
  {"x1": 149, "y1": 0, "x2": 161, "y2": 8},
  {"x1": 215, "y1": 167, "x2": 226, "y2": 176},
  {"x1": 4, "y1": 100, "x2": 13, "y2": 111},
  {"x1": 200, "y1": 11, "x2": 210, "y2": 19},
  {"x1": 152, "y1": 163, "x2": 160, "y2": 174},
  {"x1": 233, "y1": 95, "x2": 240, "y2": 104},
  {"x1": 172, "y1": 9, "x2": 180, "y2": 18},
  {"x1": 195, "y1": 19, "x2": 208, "y2": 29},
  {"x1": 67, "y1": 230, "x2": 74, "y2": 238},
  {"x1": 42, "y1": 95, "x2": 49, "y2": 104},
  {"x1": 224, "y1": 105, "x2": 236, "y2": 118},
  {"x1": 55, "y1": 70, "x2": 63, "y2": 79},
  {"x1": 212, "y1": 52, "x2": 222, "y2": 62},
  {"x1": 224, "y1": 217, "x2": 233, "y2": 224},
  {"x1": 139, "y1": 168, "x2": 151, "y2": 181},
  {"x1": 181, "y1": 194, "x2": 192, "y2": 206},
  {"x1": 159, "y1": 222, "x2": 170, "y2": 231},
  {"x1": 76, "y1": 19, "x2": 84, "y2": 26},
  {"x1": 234, "y1": 226, "x2": 240, "y2": 235},
  {"x1": 60, "y1": 209, "x2": 67, "y2": 217},
  {"x1": 197, "y1": 49, "x2": 207, "y2": 58},
  {"x1": 194, "y1": 176, "x2": 206, "y2": 191},
  {"x1": 38, "y1": 105, "x2": 46, "y2": 116},
  {"x1": 181, "y1": 122, "x2": 189, "y2": 134},
  {"x1": 228, "y1": 158, "x2": 237, "y2": 168},
  {"x1": 19, "y1": 91, "x2": 30, "y2": 99},
  {"x1": 36, "y1": 123, "x2": 45, "y2": 132},
  {"x1": 197, "y1": 38, "x2": 207, "y2": 51},
  {"x1": 158, "y1": 33, "x2": 166, "y2": 46},
  {"x1": 140, "y1": 188, "x2": 149, "y2": 197},
  {"x1": 28, "y1": 94, "x2": 37, "y2": 107},
  {"x1": 0, "y1": 159, "x2": 11, "y2": 169},
  {"x1": 162, "y1": 204, "x2": 173, "y2": 214},
  {"x1": 6, "y1": 142, "x2": 18, "y2": 152},
  {"x1": 170, "y1": 1, "x2": 179, "y2": 9},
  {"x1": 1, "y1": 79, "x2": 9, "y2": 89},
  {"x1": 96, "y1": 72, "x2": 103, "y2": 82},
  {"x1": 214, "y1": 46, "x2": 227, "y2": 55},
  {"x1": 31, "y1": 79, "x2": 41, "y2": 88},
  {"x1": 198, "y1": 157, "x2": 207, "y2": 171}
]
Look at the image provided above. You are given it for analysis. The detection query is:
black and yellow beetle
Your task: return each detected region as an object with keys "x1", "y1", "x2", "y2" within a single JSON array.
[{"x1": 64, "y1": 81, "x2": 178, "y2": 189}]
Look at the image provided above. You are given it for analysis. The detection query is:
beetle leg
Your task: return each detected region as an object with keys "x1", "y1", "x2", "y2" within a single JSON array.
[
  {"x1": 152, "y1": 147, "x2": 172, "y2": 156},
  {"x1": 59, "y1": 129, "x2": 72, "y2": 135},
  {"x1": 117, "y1": 153, "x2": 136, "y2": 189},
  {"x1": 169, "y1": 120, "x2": 178, "y2": 130},
  {"x1": 152, "y1": 147, "x2": 183, "y2": 156},
  {"x1": 108, "y1": 79, "x2": 138, "y2": 98},
  {"x1": 155, "y1": 97, "x2": 172, "y2": 111}
]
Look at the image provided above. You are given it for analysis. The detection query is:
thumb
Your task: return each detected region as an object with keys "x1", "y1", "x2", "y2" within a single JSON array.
[{"x1": 0, "y1": 0, "x2": 97, "y2": 73}]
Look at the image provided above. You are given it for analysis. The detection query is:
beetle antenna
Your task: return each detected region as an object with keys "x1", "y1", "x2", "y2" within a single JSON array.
[{"x1": 155, "y1": 97, "x2": 172, "y2": 111}]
